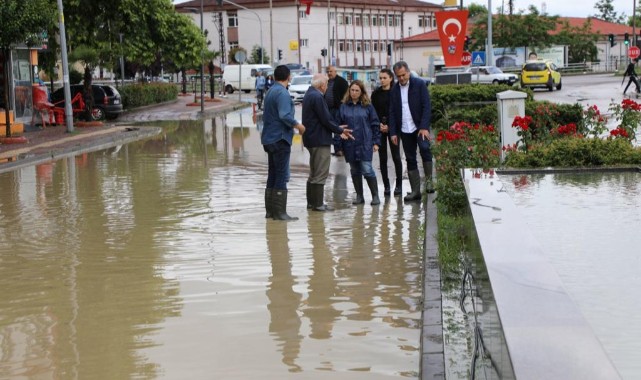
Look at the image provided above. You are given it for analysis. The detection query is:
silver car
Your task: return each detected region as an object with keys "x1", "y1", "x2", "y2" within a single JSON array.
[{"x1": 288, "y1": 75, "x2": 312, "y2": 103}]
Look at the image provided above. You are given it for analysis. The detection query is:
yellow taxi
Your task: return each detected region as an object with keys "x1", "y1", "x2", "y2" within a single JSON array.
[{"x1": 520, "y1": 60, "x2": 562, "y2": 91}]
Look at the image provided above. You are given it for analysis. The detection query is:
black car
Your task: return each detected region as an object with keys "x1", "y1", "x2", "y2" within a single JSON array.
[{"x1": 51, "y1": 84, "x2": 123, "y2": 120}]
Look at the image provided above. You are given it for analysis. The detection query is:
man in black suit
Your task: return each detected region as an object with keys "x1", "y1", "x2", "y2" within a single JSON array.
[
  {"x1": 324, "y1": 66, "x2": 349, "y2": 156},
  {"x1": 303, "y1": 73, "x2": 351, "y2": 211}
]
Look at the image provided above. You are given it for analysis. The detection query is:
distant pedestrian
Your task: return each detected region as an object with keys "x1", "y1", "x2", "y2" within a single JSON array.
[
  {"x1": 324, "y1": 65, "x2": 349, "y2": 156},
  {"x1": 265, "y1": 74, "x2": 275, "y2": 92},
  {"x1": 255, "y1": 72, "x2": 266, "y2": 109},
  {"x1": 388, "y1": 61, "x2": 433, "y2": 202},
  {"x1": 371, "y1": 68, "x2": 403, "y2": 197},
  {"x1": 623, "y1": 58, "x2": 640, "y2": 95},
  {"x1": 337, "y1": 80, "x2": 381, "y2": 206},
  {"x1": 262, "y1": 65, "x2": 306, "y2": 221},
  {"x1": 302, "y1": 73, "x2": 352, "y2": 211}
]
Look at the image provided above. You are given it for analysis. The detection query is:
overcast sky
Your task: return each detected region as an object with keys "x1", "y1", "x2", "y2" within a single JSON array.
[
  {"x1": 465, "y1": 0, "x2": 633, "y2": 18},
  {"x1": 173, "y1": 0, "x2": 634, "y2": 19}
]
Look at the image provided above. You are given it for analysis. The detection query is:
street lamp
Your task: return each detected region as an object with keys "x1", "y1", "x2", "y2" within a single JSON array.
[
  {"x1": 186, "y1": 1, "x2": 205, "y2": 114},
  {"x1": 223, "y1": 0, "x2": 264, "y2": 64}
]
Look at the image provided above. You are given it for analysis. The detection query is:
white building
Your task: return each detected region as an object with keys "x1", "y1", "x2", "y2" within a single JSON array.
[{"x1": 176, "y1": 0, "x2": 443, "y2": 74}]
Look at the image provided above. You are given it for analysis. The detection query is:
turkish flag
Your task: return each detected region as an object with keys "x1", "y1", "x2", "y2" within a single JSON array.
[
  {"x1": 301, "y1": 0, "x2": 313, "y2": 15},
  {"x1": 435, "y1": 10, "x2": 469, "y2": 67}
]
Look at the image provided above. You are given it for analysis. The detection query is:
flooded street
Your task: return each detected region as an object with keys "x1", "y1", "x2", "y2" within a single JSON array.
[{"x1": 0, "y1": 107, "x2": 424, "y2": 379}]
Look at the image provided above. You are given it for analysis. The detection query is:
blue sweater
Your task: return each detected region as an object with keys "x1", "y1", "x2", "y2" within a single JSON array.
[{"x1": 261, "y1": 83, "x2": 298, "y2": 146}]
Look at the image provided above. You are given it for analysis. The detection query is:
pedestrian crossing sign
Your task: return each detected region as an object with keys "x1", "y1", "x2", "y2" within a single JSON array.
[{"x1": 471, "y1": 51, "x2": 486, "y2": 66}]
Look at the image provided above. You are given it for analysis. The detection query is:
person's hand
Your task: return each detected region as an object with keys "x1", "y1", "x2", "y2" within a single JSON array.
[
  {"x1": 419, "y1": 129, "x2": 432, "y2": 141},
  {"x1": 373, "y1": 144, "x2": 379, "y2": 152},
  {"x1": 380, "y1": 123, "x2": 388, "y2": 133},
  {"x1": 391, "y1": 136, "x2": 398, "y2": 145},
  {"x1": 296, "y1": 123, "x2": 305, "y2": 134},
  {"x1": 341, "y1": 127, "x2": 354, "y2": 140}
]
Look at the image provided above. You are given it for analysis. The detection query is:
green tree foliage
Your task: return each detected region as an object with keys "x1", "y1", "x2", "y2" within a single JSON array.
[
  {"x1": 466, "y1": 3, "x2": 488, "y2": 19},
  {"x1": 228, "y1": 47, "x2": 248, "y2": 64},
  {"x1": 0, "y1": 0, "x2": 56, "y2": 136},
  {"x1": 248, "y1": 45, "x2": 270, "y2": 65},
  {"x1": 554, "y1": 19, "x2": 599, "y2": 63},
  {"x1": 594, "y1": 0, "x2": 626, "y2": 24}
]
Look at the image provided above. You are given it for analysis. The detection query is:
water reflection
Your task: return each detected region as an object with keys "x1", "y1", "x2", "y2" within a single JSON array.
[
  {"x1": 266, "y1": 222, "x2": 303, "y2": 373},
  {"x1": 0, "y1": 108, "x2": 423, "y2": 379}
]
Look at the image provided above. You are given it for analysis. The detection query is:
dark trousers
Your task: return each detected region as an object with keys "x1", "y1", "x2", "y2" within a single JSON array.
[
  {"x1": 400, "y1": 130, "x2": 432, "y2": 171},
  {"x1": 329, "y1": 107, "x2": 343, "y2": 153},
  {"x1": 264, "y1": 140, "x2": 291, "y2": 190},
  {"x1": 307, "y1": 146, "x2": 331, "y2": 184},
  {"x1": 625, "y1": 76, "x2": 640, "y2": 93},
  {"x1": 379, "y1": 132, "x2": 403, "y2": 182}
]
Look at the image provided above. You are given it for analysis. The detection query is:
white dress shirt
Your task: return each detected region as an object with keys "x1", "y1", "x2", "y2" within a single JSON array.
[{"x1": 399, "y1": 82, "x2": 417, "y2": 133}]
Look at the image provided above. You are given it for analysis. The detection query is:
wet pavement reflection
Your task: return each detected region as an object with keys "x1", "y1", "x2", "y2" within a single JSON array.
[{"x1": 0, "y1": 107, "x2": 423, "y2": 379}]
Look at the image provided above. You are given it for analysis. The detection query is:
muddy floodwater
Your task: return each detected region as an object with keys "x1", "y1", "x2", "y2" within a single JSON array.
[{"x1": 0, "y1": 108, "x2": 425, "y2": 379}]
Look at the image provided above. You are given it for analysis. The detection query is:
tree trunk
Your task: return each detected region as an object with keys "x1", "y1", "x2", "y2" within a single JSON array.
[{"x1": 83, "y1": 66, "x2": 93, "y2": 121}]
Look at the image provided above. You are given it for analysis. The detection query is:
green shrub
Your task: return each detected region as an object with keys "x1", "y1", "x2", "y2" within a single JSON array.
[
  {"x1": 69, "y1": 68, "x2": 83, "y2": 85},
  {"x1": 119, "y1": 83, "x2": 178, "y2": 109},
  {"x1": 503, "y1": 137, "x2": 641, "y2": 168}
]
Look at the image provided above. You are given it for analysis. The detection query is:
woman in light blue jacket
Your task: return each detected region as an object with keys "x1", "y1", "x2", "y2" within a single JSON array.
[{"x1": 337, "y1": 80, "x2": 381, "y2": 205}]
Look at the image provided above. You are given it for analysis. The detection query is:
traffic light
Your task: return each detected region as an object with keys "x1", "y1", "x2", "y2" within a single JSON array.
[
  {"x1": 278, "y1": 49, "x2": 283, "y2": 61},
  {"x1": 321, "y1": 48, "x2": 327, "y2": 57},
  {"x1": 625, "y1": 32, "x2": 630, "y2": 45},
  {"x1": 464, "y1": 36, "x2": 470, "y2": 51},
  {"x1": 609, "y1": 34, "x2": 616, "y2": 47}
]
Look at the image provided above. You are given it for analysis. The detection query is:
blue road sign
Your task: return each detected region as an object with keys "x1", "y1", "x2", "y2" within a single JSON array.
[{"x1": 472, "y1": 51, "x2": 486, "y2": 66}]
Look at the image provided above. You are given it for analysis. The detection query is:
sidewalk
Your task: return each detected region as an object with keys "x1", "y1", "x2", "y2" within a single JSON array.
[{"x1": 0, "y1": 94, "x2": 247, "y2": 173}]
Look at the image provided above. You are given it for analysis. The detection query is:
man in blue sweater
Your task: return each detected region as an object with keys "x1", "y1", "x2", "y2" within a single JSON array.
[
  {"x1": 262, "y1": 65, "x2": 306, "y2": 221},
  {"x1": 302, "y1": 73, "x2": 352, "y2": 211},
  {"x1": 388, "y1": 61, "x2": 433, "y2": 202}
]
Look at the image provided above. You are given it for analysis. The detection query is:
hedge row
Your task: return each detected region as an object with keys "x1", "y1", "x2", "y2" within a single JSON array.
[{"x1": 119, "y1": 83, "x2": 179, "y2": 109}]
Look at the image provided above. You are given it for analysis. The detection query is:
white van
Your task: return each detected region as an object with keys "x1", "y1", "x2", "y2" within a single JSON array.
[{"x1": 222, "y1": 64, "x2": 272, "y2": 94}]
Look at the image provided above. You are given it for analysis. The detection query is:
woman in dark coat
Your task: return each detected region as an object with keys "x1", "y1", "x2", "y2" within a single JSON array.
[
  {"x1": 371, "y1": 68, "x2": 403, "y2": 197},
  {"x1": 337, "y1": 80, "x2": 381, "y2": 205}
]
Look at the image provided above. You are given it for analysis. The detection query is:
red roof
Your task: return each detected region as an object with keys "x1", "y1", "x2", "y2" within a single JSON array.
[{"x1": 401, "y1": 16, "x2": 636, "y2": 42}]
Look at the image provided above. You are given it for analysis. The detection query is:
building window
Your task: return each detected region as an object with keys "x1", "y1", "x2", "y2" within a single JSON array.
[
  {"x1": 355, "y1": 14, "x2": 361, "y2": 26},
  {"x1": 373, "y1": 41, "x2": 378, "y2": 52},
  {"x1": 363, "y1": 14, "x2": 370, "y2": 26},
  {"x1": 299, "y1": 10, "x2": 308, "y2": 19},
  {"x1": 394, "y1": 15, "x2": 401, "y2": 27},
  {"x1": 388, "y1": 14, "x2": 394, "y2": 27},
  {"x1": 364, "y1": 41, "x2": 370, "y2": 52},
  {"x1": 300, "y1": 39, "x2": 309, "y2": 47},
  {"x1": 356, "y1": 41, "x2": 362, "y2": 52},
  {"x1": 229, "y1": 42, "x2": 238, "y2": 49},
  {"x1": 338, "y1": 13, "x2": 343, "y2": 25},
  {"x1": 379, "y1": 42, "x2": 385, "y2": 51},
  {"x1": 329, "y1": 12, "x2": 335, "y2": 19},
  {"x1": 346, "y1": 40, "x2": 353, "y2": 51},
  {"x1": 339, "y1": 41, "x2": 345, "y2": 52},
  {"x1": 379, "y1": 15, "x2": 385, "y2": 26},
  {"x1": 345, "y1": 13, "x2": 352, "y2": 25},
  {"x1": 372, "y1": 14, "x2": 378, "y2": 26},
  {"x1": 228, "y1": 13, "x2": 238, "y2": 27}
]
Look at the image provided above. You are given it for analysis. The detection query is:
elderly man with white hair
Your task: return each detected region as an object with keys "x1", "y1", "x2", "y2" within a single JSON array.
[{"x1": 302, "y1": 73, "x2": 352, "y2": 211}]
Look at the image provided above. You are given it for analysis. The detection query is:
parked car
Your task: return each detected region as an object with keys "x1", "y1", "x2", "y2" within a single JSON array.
[
  {"x1": 520, "y1": 60, "x2": 562, "y2": 91},
  {"x1": 51, "y1": 84, "x2": 123, "y2": 120},
  {"x1": 288, "y1": 75, "x2": 312, "y2": 102},
  {"x1": 464, "y1": 66, "x2": 517, "y2": 85}
]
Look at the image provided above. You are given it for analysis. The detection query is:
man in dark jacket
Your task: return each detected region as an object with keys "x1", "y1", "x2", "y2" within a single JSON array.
[
  {"x1": 324, "y1": 66, "x2": 349, "y2": 155},
  {"x1": 623, "y1": 58, "x2": 640, "y2": 95},
  {"x1": 388, "y1": 61, "x2": 433, "y2": 202},
  {"x1": 303, "y1": 73, "x2": 352, "y2": 211}
]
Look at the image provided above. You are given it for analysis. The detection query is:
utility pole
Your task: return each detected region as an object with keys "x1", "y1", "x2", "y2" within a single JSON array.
[{"x1": 56, "y1": 0, "x2": 73, "y2": 132}]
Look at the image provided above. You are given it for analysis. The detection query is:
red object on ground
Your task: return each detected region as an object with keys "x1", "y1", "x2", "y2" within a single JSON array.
[{"x1": 0, "y1": 136, "x2": 29, "y2": 144}]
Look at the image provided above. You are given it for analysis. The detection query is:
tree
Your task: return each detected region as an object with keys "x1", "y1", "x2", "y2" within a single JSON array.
[
  {"x1": 555, "y1": 19, "x2": 599, "y2": 63},
  {"x1": 69, "y1": 45, "x2": 100, "y2": 120},
  {"x1": 228, "y1": 47, "x2": 248, "y2": 64},
  {"x1": 0, "y1": 0, "x2": 55, "y2": 137},
  {"x1": 594, "y1": 0, "x2": 626, "y2": 24},
  {"x1": 470, "y1": 6, "x2": 557, "y2": 51},
  {"x1": 466, "y1": 3, "x2": 488, "y2": 19},
  {"x1": 248, "y1": 45, "x2": 270, "y2": 65}
]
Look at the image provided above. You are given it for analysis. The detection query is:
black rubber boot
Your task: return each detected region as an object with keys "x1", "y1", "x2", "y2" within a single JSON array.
[
  {"x1": 382, "y1": 176, "x2": 391, "y2": 197},
  {"x1": 423, "y1": 161, "x2": 435, "y2": 194},
  {"x1": 393, "y1": 177, "x2": 402, "y2": 197},
  {"x1": 365, "y1": 176, "x2": 380, "y2": 205},
  {"x1": 265, "y1": 188, "x2": 273, "y2": 218},
  {"x1": 311, "y1": 183, "x2": 333, "y2": 211},
  {"x1": 404, "y1": 169, "x2": 422, "y2": 202},
  {"x1": 351, "y1": 175, "x2": 365, "y2": 205},
  {"x1": 272, "y1": 190, "x2": 298, "y2": 221},
  {"x1": 306, "y1": 181, "x2": 312, "y2": 209}
]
